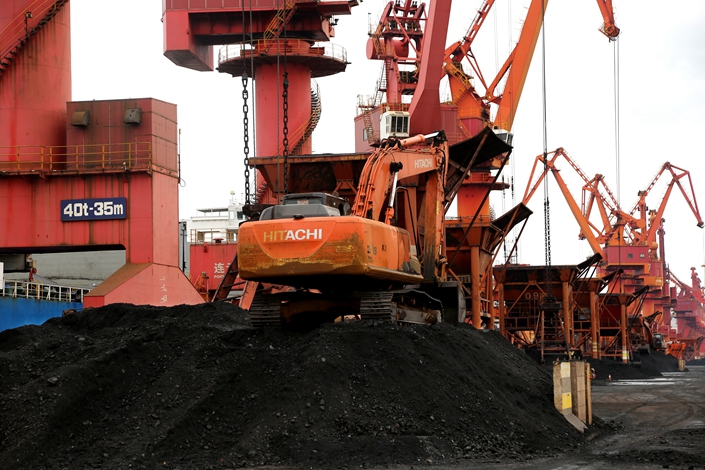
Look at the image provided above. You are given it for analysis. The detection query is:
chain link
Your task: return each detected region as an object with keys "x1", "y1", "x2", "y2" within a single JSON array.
[
  {"x1": 242, "y1": 70, "x2": 251, "y2": 205},
  {"x1": 282, "y1": 72, "x2": 290, "y2": 196}
]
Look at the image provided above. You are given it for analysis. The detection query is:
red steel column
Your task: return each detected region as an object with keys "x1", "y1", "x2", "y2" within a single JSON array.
[
  {"x1": 471, "y1": 246, "x2": 481, "y2": 328},
  {"x1": 255, "y1": 61, "x2": 312, "y2": 158},
  {"x1": 590, "y1": 290, "x2": 599, "y2": 358}
]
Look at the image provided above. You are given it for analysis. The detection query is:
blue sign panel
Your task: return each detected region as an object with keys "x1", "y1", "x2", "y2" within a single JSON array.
[{"x1": 61, "y1": 198, "x2": 127, "y2": 221}]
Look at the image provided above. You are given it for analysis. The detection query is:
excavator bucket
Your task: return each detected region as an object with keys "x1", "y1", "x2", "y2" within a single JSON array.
[{"x1": 444, "y1": 127, "x2": 513, "y2": 204}]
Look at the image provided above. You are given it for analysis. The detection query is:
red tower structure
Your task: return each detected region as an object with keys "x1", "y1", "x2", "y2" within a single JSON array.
[
  {"x1": 1, "y1": 2, "x2": 203, "y2": 308},
  {"x1": 163, "y1": 0, "x2": 357, "y2": 202},
  {"x1": 163, "y1": 0, "x2": 358, "y2": 200}
]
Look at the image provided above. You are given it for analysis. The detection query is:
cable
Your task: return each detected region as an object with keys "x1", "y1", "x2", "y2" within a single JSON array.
[{"x1": 613, "y1": 32, "x2": 622, "y2": 291}]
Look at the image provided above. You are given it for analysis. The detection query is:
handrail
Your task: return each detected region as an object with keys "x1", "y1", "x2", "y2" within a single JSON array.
[
  {"x1": 0, "y1": 0, "x2": 67, "y2": 68},
  {"x1": 277, "y1": 81, "x2": 321, "y2": 155},
  {"x1": 1, "y1": 280, "x2": 90, "y2": 303},
  {"x1": 0, "y1": 142, "x2": 167, "y2": 177},
  {"x1": 218, "y1": 41, "x2": 347, "y2": 66},
  {"x1": 190, "y1": 227, "x2": 238, "y2": 244}
]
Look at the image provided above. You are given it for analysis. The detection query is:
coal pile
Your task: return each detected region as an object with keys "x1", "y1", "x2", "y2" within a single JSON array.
[
  {"x1": 587, "y1": 348, "x2": 681, "y2": 382},
  {"x1": 1, "y1": 303, "x2": 587, "y2": 469}
]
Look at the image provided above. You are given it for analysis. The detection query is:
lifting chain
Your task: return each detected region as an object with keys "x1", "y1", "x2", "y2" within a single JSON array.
[
  {"x1": 282, "y1": 72, "x2": 290, "y2": 196},
  {"x1": 242, "y1": 70, "x2": 251, "y2": 205},
  {"x1": 542, "y1": 151, "x2": 553, "y2": 299}
]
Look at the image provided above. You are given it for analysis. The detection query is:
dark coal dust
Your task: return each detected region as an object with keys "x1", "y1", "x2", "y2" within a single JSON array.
[{"x1": 0, "y1": 303, "x2": 700, "y2": 469}]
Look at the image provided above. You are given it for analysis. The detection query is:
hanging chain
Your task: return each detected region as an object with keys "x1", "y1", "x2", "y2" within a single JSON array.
[
  {"x1": 544, "y1": 189, "x2": 552, "y2": 269},
  {"x1": 242, "y1": 70, "x2": 251, "y2": 205},
  {"x1": 282, "y1": 72, "x2": 290, "y2": 196}
]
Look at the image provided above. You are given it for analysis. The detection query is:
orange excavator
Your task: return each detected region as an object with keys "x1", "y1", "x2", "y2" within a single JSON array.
[{"x1": 236, "y1": 127, "x2": 511, "y2": 327}]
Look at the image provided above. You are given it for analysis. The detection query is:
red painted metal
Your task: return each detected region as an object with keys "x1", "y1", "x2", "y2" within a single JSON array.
[
  {"x1": 163, "y1": 1, "x2": 358, "y2": 203},
  {"x1": 189, "y1": 241, "x2": 238, "y2": 295},
  {"x1": 254, "y1": 62, "x2": 312, "y2": 157},
  {"x1": 407, "y1": 0, "x2": 451, "y2": 136},
  {"x1": 84, "y1": 262, "x2": 201, "y2": 308},
  {"x1": 1, "y1": 98, "x2": 203, "y2": 307},
  {"x1": 0, "y1": 0, "x2": 71, "y2": 149}
]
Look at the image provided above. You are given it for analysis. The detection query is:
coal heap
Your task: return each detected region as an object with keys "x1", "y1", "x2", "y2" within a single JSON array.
[
  {"x1": 1, "y1": 303, "x2": 586, "y2": 469},
  {"x1": 587, "y1": 348, "x2": 682, "y2": 382}
]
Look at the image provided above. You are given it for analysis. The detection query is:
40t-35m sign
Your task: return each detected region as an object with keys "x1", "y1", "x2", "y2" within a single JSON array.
[{"x1": 61, "y1": 198, "x2": 127, "y2": 221}]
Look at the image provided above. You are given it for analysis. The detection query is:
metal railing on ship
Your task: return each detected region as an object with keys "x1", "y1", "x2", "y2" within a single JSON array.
[
  {"x1": 2, "y1": 280, "x2": 91, "y2": 303},
  {"x1": 190, "y1": 228, "x2": 238, "y2": 244},
  {"x1": 0, "y1": 142, "x2": 177, "y2": 177}
]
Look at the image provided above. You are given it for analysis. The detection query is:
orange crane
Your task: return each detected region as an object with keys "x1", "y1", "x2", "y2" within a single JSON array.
[
  {"x1": 441, "y1": 0, "x2": 620, "y2": 139},
  {"x1": 523, "y1": 149, "x2": 704, "y2": 358},
  {"x1": 628, "y1": 163, "x2": 704, "y2": 251},
  {"x1": 358, "y1": 0, "x2": 620, "y2": 147},
  {"x1": 667, "y1": 268, "x2": 705, "y2": 360},
  {"x1": 354, "y1": 0, "x2": 621, "y2": 329},
  {"x1": 523, "y1": 152, "x2": 703, "y2": 260}
]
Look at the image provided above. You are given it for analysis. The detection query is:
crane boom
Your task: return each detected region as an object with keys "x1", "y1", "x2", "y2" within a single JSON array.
[
  {"x1": 596, "y1": 0, "x2": 620, "y2": 40},
  {"x1": 522, "y1": 148, "x2": 606, "y2": 258},
  {"x1": 444, "y1": 0, "x2": 621, "y2": 134}
]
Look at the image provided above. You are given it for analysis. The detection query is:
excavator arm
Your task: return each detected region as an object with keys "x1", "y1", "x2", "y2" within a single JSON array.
[{"x1": 351, "y1": 132, "x2": 448, "y2": 223}]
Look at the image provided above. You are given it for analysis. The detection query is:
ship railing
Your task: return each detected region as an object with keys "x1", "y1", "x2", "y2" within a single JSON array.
[
  {"x1": 0, "y1": 142, "x2": 173, "y2": 177},
  {"x1": 218, "y1": 41, "x2": 347, "y2": 65},
  {"x1": 190, "y1": 228, "x2": 238, "y2": 244},
  {"x1": 2, "y1": 280, "x2": 91, "y2": 303}
]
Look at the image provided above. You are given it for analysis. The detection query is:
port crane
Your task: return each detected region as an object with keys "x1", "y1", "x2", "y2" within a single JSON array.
[
  {"x1": 358, "y1": 0, "x2": 621, "y2": 149},
  {"x1": 523, "y1": 149, "x2": 704, "y2": 359}
]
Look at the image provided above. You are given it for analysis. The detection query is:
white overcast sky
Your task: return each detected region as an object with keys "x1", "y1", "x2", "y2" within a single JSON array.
[{"x1": 70, "y1": 0, "x2": 705, "y2": 281}]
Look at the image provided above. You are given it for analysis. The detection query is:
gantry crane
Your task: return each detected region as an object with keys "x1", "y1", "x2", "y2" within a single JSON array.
[
  {"x1": 524, "y1": 152, "x2": 703, "y2": 261},
  {"x1": 357, "y1": 0, "x2": 621, "y2": 150},
  {"x1": 667, "y1": 268, "x2": 705, "y2": 360},
  {"x1": 354, "y1": 0, "x2": 621, "y2": 330},
  {"x1": 441, "y1": 0, "x2": 620, "y2": 140},
  {"x1": 523, "y1": 149, "x2": 704, "y2": 359}
]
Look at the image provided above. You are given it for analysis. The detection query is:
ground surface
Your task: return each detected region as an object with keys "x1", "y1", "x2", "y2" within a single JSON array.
[{"x1": 0, "y1": 303, "x2": 701, "y2": 469}]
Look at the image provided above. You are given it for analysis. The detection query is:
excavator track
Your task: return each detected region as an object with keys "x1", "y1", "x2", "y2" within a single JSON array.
[
  {"x1": 249, "y1": 294, "x2": 282, "y2": 328},
  {"x1": 359, "y1": 291, "x2": 395, "y2": 322}
]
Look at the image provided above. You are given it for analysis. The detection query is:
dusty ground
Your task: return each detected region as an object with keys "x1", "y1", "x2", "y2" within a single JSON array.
[{"x1": 0, "y1": 302, "x2": 701, "y2": 469}]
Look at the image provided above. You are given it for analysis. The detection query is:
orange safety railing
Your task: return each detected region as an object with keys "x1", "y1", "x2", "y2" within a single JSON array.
[
  {"x1": 0, "y1": 142, "x2": 164, "y2": 176},
  {"x1": 218, "y1": 41, "x2": 347, "y2": 66}
]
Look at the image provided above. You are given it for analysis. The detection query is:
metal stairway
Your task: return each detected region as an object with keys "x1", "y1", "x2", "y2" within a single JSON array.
[
  {"x1": 279, "y1": 81, "x2": 322, "y2": 155},
  {"x1": 0, "y1": 0, "x2": 70, "y2": 77},
  {"x1": 260, "y1": 0, "x2": 297, "y2": 54}
]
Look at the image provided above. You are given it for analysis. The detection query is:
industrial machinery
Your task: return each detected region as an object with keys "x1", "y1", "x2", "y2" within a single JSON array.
[
  {"x1": 523, "y1": 149, "x2": 704, "y2": 360},
  {"x1": 237, "y1": 129, "x2": 511, "y2": 325},
  {"x1": 667, "y1": 268, "x2": 705, "y2": 360},
  {"x1": 1, "y1": 1, "x2": 204, "y2": 317},
  {"x1": 164, "y1": 1, "x2": 619, "y2": 331},
  {"x1": 236, "y1": 128, "x2": 511, "y2": 326}
]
